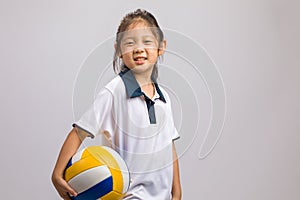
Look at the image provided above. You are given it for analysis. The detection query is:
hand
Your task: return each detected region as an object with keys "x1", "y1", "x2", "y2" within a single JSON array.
[{"x1": 52, "y1": 175, "x2": 77, "y2": 200}]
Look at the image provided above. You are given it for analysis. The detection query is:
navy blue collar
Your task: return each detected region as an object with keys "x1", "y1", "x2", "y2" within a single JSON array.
[{"x1": 119, "y1": 68, "x2": 166, "y2": 103}]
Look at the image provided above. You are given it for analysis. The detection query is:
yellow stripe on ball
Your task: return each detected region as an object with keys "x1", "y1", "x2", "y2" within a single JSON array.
[
  {"x1": 91, "y1": 146, "x2": 124, "y2": 194},
  {"x1": 101, "y1": 190, "x2": 123, "y2": 200},
  {"x1": 64, "y1": 152, "x2": 103, "y2": 181}
]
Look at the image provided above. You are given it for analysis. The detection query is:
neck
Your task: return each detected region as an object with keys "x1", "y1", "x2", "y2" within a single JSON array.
[
  {"x1": 135, "y1": 75, "x2": 152, "y2": 87},
  {"x1": 134, "y1": 72, "x2": 155, "y2": 99},
  {"x1": 131, "y1": 69, "x2": 153, "y2": 87}
]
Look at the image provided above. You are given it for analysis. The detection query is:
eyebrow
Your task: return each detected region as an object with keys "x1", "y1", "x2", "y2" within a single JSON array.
[
  {"x1": 122, "y1": 34, "x2": 156, "y2": 40},
  {"x1": 122, "y1": 36, "x2": 134, "y2": 41}
]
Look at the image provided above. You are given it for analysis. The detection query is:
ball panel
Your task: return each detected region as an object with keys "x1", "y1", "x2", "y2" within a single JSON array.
[
  {"x1": 64, "y1": 154, "x2": 104, "y2": 181},
  {"x1": 71, "y1": 148, "x2": 86, "y2": 164},
  {"x1": 71, "y1": 176, "x2": 113, "y2": 200},
  {"x1": 101, "y1": 146, "x2": 130, "y2": 193},
  {"x1": 100, "y1": 190, "x2": 123, "y2": 200},
  {"x1": 68, "y1": 165, "x2": 112, "y2": 194},
  {"x1": 81, "y1": 146, "x2": 102, "y2": 159},
  {"x1": 91, "y1": 146, "x2": 124, "y2": 193},
  {"x1": 66, "y1": 158, "x2": 73, "y2": 169}
]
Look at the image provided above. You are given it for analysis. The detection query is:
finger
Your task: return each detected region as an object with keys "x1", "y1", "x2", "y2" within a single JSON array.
[
  {"x1": 57, "y1": 182, "x2": 77, "y2": 199},
  {"x1": 61, "y1": 192, "x2": 71, "y2": 200},
  {"x1": 63, "y1": 183, "x2": 77, "y2": 197},
  {"x1": 53, "y1": 176, "x2": 77, "y2": 198}
]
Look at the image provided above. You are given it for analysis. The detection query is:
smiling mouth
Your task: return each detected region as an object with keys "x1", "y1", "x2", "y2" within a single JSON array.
[{"x1": 134, "y1": 57, "x2": 147, "y2": 61}]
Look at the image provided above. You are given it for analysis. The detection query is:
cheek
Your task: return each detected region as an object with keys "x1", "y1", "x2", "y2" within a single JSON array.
[
  {"x1": 120, "y1": 53, "x2": 133, "y2": 65},
  {"x1": 121, "y1": 51, "x2": 132, "y2": 59},
  {"x1": 146, "y1": 48, "x2": 159, "y2": 57},
  {"x1": 120, "y1": 45, "x2": 134, "y2": 55}
]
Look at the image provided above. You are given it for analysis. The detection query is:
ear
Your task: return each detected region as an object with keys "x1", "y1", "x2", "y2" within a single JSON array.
[
  {"x1": 114, "y1": 43, "x2": 122, "y2": 58},
  {"x1": 158, "y1": 40, "x2": 166, "y2": 56}
]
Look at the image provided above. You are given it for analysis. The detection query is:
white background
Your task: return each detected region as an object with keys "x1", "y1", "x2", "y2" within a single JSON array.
[{"x1": 0, "y1": 0, "x2": 299, "y2": 199}]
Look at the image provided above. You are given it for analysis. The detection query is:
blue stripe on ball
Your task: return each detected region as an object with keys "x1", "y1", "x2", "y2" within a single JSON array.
[
  {"x1": 71, "y1": 176, "x2": 113, "y2": 200},
  {"x1": 66, "y1": 158, "x2": 72, "y2": 169}
]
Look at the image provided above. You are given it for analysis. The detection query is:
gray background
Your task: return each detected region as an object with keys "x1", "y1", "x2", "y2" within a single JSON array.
[{"x1": 1, "y1": 0, "x2": 299, "y2": 199}]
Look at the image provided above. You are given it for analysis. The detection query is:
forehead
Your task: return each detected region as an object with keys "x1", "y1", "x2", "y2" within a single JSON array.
[
  {"x1": 119, "y1": 23, "x2": 158, "y2": 40},
  {"x1": 127, "y1": 20, "x2": 150, "y2": 30},
  {"x1": 122, "y1": 29, "x2": 156, "y2": 40}
]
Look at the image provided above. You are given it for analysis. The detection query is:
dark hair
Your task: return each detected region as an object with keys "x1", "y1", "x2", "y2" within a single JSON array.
[{"x1": 113, "y1": 9, "x2": 164, "y2": 81}]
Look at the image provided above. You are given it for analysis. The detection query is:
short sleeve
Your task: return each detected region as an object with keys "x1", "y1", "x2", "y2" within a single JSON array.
[{"x1": 72, "y1": 88, "x2": 114, "y2": 138}]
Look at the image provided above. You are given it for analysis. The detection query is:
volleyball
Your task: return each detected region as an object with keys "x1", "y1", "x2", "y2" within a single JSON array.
[{"x1": 64, "y1": 146, "x2": 130, "y2": 200}]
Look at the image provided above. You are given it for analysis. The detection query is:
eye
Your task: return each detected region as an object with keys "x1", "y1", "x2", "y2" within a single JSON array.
[
  {"x1": 122, "y1": 39, "x2": 135, "y2": 47},
  {"x1": 144, "y1": 40, "x2": 153, "y2": 44},
  {"x1": 125, "y1": 41, "x2": 134, "y2": 46}
]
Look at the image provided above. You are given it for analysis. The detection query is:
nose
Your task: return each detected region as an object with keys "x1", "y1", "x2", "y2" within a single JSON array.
[
  {"x1": 134, "y1": 48, "x2": 144, "y2": 54},
  {"x1": 133, "y1": 42, "x2": 145, "y2": 53}
]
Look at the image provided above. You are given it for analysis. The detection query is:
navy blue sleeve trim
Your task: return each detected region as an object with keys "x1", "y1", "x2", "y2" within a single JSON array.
[
  {"x1": 72, "y1": 123, "x2": 95, "y2": 138},
  {"x1": 172, "y1": 136, "x2": 180, "y2": 141}
]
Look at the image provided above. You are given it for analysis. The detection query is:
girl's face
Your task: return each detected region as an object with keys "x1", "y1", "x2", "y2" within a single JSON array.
[{"x1": 118, "y1": 22, "x2": 165, "y2": 75}]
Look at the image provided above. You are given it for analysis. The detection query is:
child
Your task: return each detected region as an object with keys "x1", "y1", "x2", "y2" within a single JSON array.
[{"x1": 52, "y1": 9, "x2": 182, "y2": 200}]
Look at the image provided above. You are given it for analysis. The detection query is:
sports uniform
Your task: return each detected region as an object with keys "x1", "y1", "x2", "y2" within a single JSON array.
[{"x1": 73, "y1": 69, "x2": 179, "y2": 199}]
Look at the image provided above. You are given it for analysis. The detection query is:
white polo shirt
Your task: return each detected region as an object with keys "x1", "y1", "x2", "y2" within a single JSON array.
[{"x1": 73, "y1": 69, "x2": 180, "y2": 200}]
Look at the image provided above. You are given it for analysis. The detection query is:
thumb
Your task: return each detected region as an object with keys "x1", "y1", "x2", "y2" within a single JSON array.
[{"x1": 101, "y1": 130, "x2": 113, "y2": 147}]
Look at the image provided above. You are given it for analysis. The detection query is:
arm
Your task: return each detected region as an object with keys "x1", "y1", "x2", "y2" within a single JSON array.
[
  {"x1": 51, "y1": 128, "x2": 88, "y2": 200},
  {"x1": 172, "y1": 142, "x2": 182, "y2": 200}
]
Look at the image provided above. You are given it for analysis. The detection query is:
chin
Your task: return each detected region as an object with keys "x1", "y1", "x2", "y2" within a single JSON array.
[{"x1": 131, "y1": 64, "x2": 154, "y2": 74}]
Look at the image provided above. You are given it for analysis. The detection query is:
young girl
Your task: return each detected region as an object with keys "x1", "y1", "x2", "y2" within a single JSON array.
[{"x1": 52, "y1": 9, "x2": 182, "y2": 200}]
